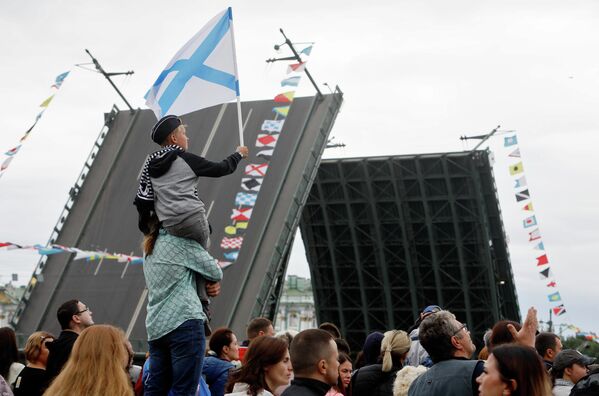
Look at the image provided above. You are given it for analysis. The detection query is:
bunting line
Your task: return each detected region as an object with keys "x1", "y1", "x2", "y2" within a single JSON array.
[
  {"x1": 503, "y1": 132, "x2": 566, "y2": 316},
  {"x1": 216, "y1": 42, "x2": 312, "y2": 267},
  {"x1": 0, "y1": 71, "x2": 70, "y2": 180}
]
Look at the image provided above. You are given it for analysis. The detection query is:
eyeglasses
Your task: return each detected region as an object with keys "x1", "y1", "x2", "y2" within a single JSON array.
[
  {"x1": 453, "y1": 324, "x2": 468, "y2": 336},
  {"x1": 76, "y1": 307, "x2": 90, "y2": 315}
]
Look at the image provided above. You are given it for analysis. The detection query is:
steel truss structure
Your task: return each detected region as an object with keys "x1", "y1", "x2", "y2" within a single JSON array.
[{"x1": 299, "y1": 150, "x2": 520, "y2": 349}]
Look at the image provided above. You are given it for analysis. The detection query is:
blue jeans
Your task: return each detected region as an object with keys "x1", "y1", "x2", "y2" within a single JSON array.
[{"x1": 146, "y1": 319, "x2": 205, "y2": 396}]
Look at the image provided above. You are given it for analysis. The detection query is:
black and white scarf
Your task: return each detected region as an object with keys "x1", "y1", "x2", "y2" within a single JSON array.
[{"x1": 135, "y1": 145, "x2": 183, "y2": 203}]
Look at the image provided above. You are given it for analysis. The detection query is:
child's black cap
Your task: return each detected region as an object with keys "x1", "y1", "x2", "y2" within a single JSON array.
[{"x1": 151, "y1": 115, "x2": 181, "y2": 144}]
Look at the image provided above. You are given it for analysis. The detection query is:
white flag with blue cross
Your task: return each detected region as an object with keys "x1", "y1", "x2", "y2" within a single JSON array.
[{"x1": 145, "y1": 8, "x2": 240, "y2": 119}]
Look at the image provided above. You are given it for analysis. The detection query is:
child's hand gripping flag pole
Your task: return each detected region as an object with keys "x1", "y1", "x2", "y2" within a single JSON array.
[{"x1": 145, "y1": 7, "x2": 244, "y2": 146}]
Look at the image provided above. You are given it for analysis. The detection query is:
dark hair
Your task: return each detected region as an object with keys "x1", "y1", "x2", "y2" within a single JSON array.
[
  {"x1": 246, "y1": 317, "x2": 272, "y2": 340},
  {"x1": 491, "y1": 344, "x2": 551, "y2": 396},
  {"x1": 142, "y1": 212, "x2": 161, "y2": 255},
  {"x1": 319, "y1": 322, "x2": 342, "y2": 339},
  {"x1": 209, "y1": 328, "x2": 235, "y2": 358},
  {"x1": 226, "y1": 336, "x2": 288, "y2": 396},
  {"x1": 290, "y1": 329, "x2": 335, "y2": 375},
  {"x1": 336, "y1": 352, "x2": 351, "y2": 396},
  {"x1": 535, "y1": 332, "x2": 559, "y2": 359},
  {"x1": 489, "y1": 320, "x2": 521, "y2": 351},
  {"x1": 335, "y1": 338, "x2": 351, "y2": 355},
  {"x1": 418, "y1": 310, "x2": 461, "y2": 363},
  {"x1": 57, "y1": 299, "x2": 80, "y2": 330},
  {"x1": 0, "y1": 327, "x2": 19, "y2": 379}
]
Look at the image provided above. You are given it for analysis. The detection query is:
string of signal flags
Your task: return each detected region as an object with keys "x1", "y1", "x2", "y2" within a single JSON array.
[
  {"x1": 504, "y1": 133, "x2": 566, "y2": 317},
  {"x1": 0, "y1": 71, "x2": 70, "y2": 179}
]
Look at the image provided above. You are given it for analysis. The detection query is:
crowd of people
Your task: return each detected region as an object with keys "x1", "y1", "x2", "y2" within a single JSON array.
[
  {"x1": 2, "y1": 303, "x2": 599, "y2": 396},
  {"x1": 3, "y1": 117, "x2": 598, "y2": 396}
]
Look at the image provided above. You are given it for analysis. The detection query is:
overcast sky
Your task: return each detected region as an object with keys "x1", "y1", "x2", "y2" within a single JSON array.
[{"x1": 1, "y1": 1, "x2": 598, "y2": 335}]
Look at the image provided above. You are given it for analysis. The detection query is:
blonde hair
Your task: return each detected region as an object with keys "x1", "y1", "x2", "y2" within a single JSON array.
[
  {"x1": 381, "y1": 330, "x2": 411, "y2": 372},
  {"x1": 393, "y1": 365, "x2": 428, "y2": 396},
  {"x1": 24, "y1": 330, "x2": 54, "y2": 364},
  {"x1": 44, "y1": 325, "x2": 133, "y2": 396}
]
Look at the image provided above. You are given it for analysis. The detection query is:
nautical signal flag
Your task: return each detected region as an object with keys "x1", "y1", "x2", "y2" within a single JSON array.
[
  {"x1": 287, "y1": 62, "x2": 306, "y2": 74},
  {"x1": 523, "y1": 203, "x2": 534, "y2": 211},
  {"x1": 281, "y1": 76, "x2": 301, "y2": 87},
  {"x1": 52, "y1": 71, "x2": 70, "y2": 89},
  {"x1": 299, "y1": 45, "x2": 313, "y2": 56},
  {"x1": 257, "y1": 149, "x2": 274, "y2": 160},
  {"x1": 262, "y1": 119, "x2": 285, "y2": 133},
  {"x1": 529, "y1": 228, "x2": 542, "y2": 241},
  {"x1": 508, "y1": 148, "x2": 521, "y2": 158},
  {"x1": 548, "y1": 292, "x2": 562, "y2": 302},
  {"x1": 225, "y1": 221, "x2": 248, "y2": 235},
  {"x1": 509, "y1": 162, "x2": 524, "y2": 175},
  {"x1": 514, "y1": 176, "x2": 527, "y2": 189},
  {"x1": 256, "y1": 134, "x2": 279, "y2": 148},
  {"x1": 5, "y1": 146, "x2": 21, "y2": 156},
  {"x1": 552, "y1": 305, "x2": 566, "y2": 316},
  {"x1": 220, "y1": 237, "x2": 244, "y2": 249},
  {"x1": 245, "y1": 163, "x2": 268, "y2": 177},
  {"x1": 273, "y1": 106, "x2": 290, "y2": 117},
  {"x1": 235, "y1": 192, "x2": 257, "y2": 206},
  {"x1": 536, "y1": 254, "x2": 549, "y2": 266},
  {"x1": 523, "y1": 215, "x2": 537, "y2": 228},
  {"x1": 274, "y1": 91, "x2": 295, "y2": 103},
  {"x1": 231, "y1": 207, "x2": 253, "y2": 222},
  {"x1": 224, "y1": 251, "x2": 239, "y2": 261},
  {"x1": 539, "y1": 267, "x2": 553, "y2": 279},
  {"x1": 40, "y1": 95, "x2": 54, "y2": 108},
  {"x1": 241, "y1": 178, "x2": 262, "y2": 192},
  {"x1": 515, "y1": 189, "x2": 530, "y2": 202},
  {"x1": 504, "y1": 135, "x2": 518, "y2": 147},
  {"x1": 533, "y1": 241, "x2": 545, "y2": 251},
  {"x1": 547, "y1": 281, "x2": 557, "y2": 288}
]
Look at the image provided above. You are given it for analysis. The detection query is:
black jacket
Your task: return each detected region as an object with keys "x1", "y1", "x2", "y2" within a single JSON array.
[
  {"x1": 281, "y1": 377, "x2": 331, "y2": 396},
  {"x1": 45, "y1": 330, "x2": 79, "y2": 381},
  {"x1": 351, "y1": 363, "x2": 399, "y2": 396}
]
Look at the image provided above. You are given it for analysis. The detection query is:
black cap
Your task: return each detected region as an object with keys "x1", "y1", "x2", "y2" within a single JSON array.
[
  {"x1": 553, "y1": 349, "x2": 596, "y2": 371},
  {"x1": 151, "y1": 115, "x2": 182, "y2": 144}
]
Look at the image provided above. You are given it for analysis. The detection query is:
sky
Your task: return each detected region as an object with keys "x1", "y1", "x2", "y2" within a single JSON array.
[{"x1": 1, "y1": 1, "x2": 598, "y2": 335}]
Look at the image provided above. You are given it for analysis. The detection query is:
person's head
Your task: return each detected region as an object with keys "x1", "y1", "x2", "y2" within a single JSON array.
[
  {"x1": 380, "y1": 330, "x2": 411, "y2": 372},
  {"x1": 57, "y1": 299, "x2": 94, "y2": 332},
  {"x1": 246, "y1": 317, "x2": 275, "y2": 342},
  {"x1": 0, "y1": 327, "x2": 19, "y2": 379},
  {"x1": 209, "y1": 327, "x2": 240, "y2": 361},
  {"x1": 552, "y1": 349, "x2": 596, "y2": 385},
  {"x1": 289, "y1": 328, "x2": 339, "y2": 386},
  {"x1": 43, "y1": 325, "x2": 132, "y2": 396},
  {"x1": 337, "y1": 353, "x2": 352, "y2": 391},
  {"x1": 361, "y1": 331, "x2": 385, "y2": 367},
  {"x1": 276, "y1": 329, "x2": 298, "y2": 347},
  {"x1": 393, "y1": 365, "x2": 428, "y2": 396},
  {"x1": 24, "y1": 331, "x2": 55, "y2": 367},
  {"x1": 478, "y1": 346, "x2": 490, "y2": 360},
  {"x1": 420, "y1": 305, "x2": 442, "y2": 320},
  {"x1": 418, "y1": 310, "x2": 475, "y2": 363},
  {"x1": 151, "y1": 115, "x2": 188, "y2": 150},
  {"x1": 476, "y1": 344, "x2": 551, "y2": 396},
  {"x1": 226, "y1": 336, "x2": 291, "y2": 396},
  {"x1": 335, "y1": 338, "x2": 350, "y2": 355},
  {"x1": 535, "y1": 332, "x2": 562, "y2": 362},
  {"x1": 488, "y1": 320, "x2": 521, "y2": 352},
  {"x1": 319, "y1": 322, "x2": 342, "y2": 339}
]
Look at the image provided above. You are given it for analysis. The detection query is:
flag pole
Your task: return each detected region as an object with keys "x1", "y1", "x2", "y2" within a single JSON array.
[{"x1": 228, "y1": 7, "x2": 244, "y2": 146}]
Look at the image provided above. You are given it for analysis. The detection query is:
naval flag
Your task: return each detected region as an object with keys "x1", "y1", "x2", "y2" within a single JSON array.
[{"x1": 145, "y1": 8, "x2": 240, "y2": 119}]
